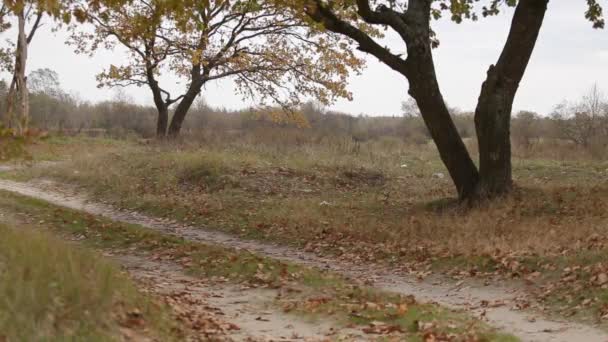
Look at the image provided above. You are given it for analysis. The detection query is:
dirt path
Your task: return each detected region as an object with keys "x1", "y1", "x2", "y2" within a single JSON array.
[
  {"x1": 0, "y1": 203, "x2": 359, "y2": 342},
  {"x1": 113, "y1": 253, "x2": 358, "y2": 341},
  {"x1": 1, "y1": 178, "x2": 607, "y2": 342}
]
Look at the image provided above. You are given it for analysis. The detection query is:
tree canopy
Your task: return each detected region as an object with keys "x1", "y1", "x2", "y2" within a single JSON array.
[{"x1": 70, "y1": 0, "x2": 364, "y2": 136}]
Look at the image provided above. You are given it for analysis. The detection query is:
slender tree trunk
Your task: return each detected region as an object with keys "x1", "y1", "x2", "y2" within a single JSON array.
[
  {"x1": 474, "y1": 0, "x2": 548, "y2": 198},
  {"x1": 403, "y1": 2, "x2": 479, "y2": 200},
  {"x1": 156, "y1": 105, "x2": 169, "y2": 137},
  {"x1": 146, "y1": 68, "x2": 169, "y2": 138},
  {"x1": 5, "y1": 9, "x2": 28, "y2": 132},
  {"x1": 407, "y1": 79, "x2": 479, "y2": 200},
  {"x1": 167, "y1": 86, "x2": 201, "y2": 137},
  {"x1": 15, "y1": 9, "x2": 28, "y2": 135},
  {"x1": 5, "y1": 79, "x2": 15, "y2": 129}
]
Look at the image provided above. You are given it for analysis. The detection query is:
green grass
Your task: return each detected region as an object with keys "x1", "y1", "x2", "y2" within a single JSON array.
[
  {"x1": 0, "y1": 222, "x2": 179, "y2": 341},
  {"x1": 0, "y1": 190, "x2": 515, "y2": 341}
]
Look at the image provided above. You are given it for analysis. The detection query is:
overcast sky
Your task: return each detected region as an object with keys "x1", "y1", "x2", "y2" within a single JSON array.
[{"x1": 8, "y1": 1, "x2": 608, "y2": 116}]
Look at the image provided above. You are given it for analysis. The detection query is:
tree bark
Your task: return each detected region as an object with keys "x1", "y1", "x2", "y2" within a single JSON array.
[
  {"x1": 146, "y1": 67, "x2": 169, "y2": 138},
  {"x1": 16, "y1": 9, "x2": 28, "y2": 135},
  {"x1": 5, "y1": 78, "x2": 15, "y2": 129},
  {"x1": 4, "y1": 10, "x2": 41, "y2": 133},
  {"x1": 156, "y1": 105, "x2": 169, "y2": 137},
  {"x1": 402, "y1": 1, "x2": 479, "y2": 200},
  {"x1": 474, "y1": 0, "x2": 548, "y2": 198},
  {"x1": 5, "y1": 9, "x2": 28, "y2": 133},
  {"x1": 167, "y1": 87, "x2": 199, "y2": 137}
]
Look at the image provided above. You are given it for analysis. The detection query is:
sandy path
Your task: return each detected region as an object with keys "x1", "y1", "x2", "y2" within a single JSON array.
[
  {"x1": 1, "y1": 177, "x2": 607, "y2": 342},
  {"x1": 114, "y1": 253, "x2": 357, "y2": 341}
]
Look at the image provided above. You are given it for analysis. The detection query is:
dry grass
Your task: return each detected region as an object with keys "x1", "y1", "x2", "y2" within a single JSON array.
[
  {"x1": 0, "y1": 190, "x2": 515, "y2": 341},
  {"x1": 7, "y1": 135, "x2": 608, "y2": 321},
  {"x1": 14, "y1": 136, "x2": 608, "y2": 256},
  {"x1": 0, "y1": 221, "x2": 178, "y2": 341}
]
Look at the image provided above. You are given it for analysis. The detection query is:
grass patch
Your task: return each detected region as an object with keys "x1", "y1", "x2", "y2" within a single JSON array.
[
  {"x1": 0, "y1": 222, "x2": 179, "y2": 341},
  {"x1": 0, "y1": 135, "x2": 32, "y2": 162},
  {"x1": 0, "y1": 190, "x2": 515, "y2": 341}
]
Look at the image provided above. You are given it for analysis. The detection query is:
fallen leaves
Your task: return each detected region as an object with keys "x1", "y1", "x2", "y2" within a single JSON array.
[
  {"x1": 304, "y1": 296, "x2": 332, "y2": 311},
  {"x1": 592, "y1": 272, "x2": 608, "y2": 286},
  {"x1": 362, "y1": 321, "x2": 403, "y2": 335},
  {"x1": 159, "y1": 288, "x2": 240, "y2": 341}
]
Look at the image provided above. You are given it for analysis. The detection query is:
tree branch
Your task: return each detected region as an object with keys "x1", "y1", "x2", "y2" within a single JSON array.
[
  {"x1": 306, "y1": 0, "x2": 408, "y2": 75},
  {"x1": 26, "y1": 11, "x2": 43, "y2": 44}
]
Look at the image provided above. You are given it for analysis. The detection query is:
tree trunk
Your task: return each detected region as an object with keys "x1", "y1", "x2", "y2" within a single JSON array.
[
  {"x1": 407, "y1": 71, "x2": 479, "y2": 200},
  {"x1": 5, "y1": 9, "x2": 28, "y2": 133},
  {"x1": 403, "y1": 3, "x2": 479, "y2": 200},
  {"x1": 474, "y1": 0, "x2": 548, "y2": 198},
  {"x1": 5, "y1": 79, "x2": 15, "y2": 129},
  {"x1": 15, "y1": 9, "x2": 28, "y2": 135},
  {"x1": 146, "y1": 69, "x2": 169, "y2": 138},
  {"x1": 474, "y1": 67, "x2": 513, "y2": 197},
  {"x1": 156, "y1": 105, "x2": 169, "y2": 137},
  {"x1": 167, "y1": 86, "x2": 200, "y2": 137}
]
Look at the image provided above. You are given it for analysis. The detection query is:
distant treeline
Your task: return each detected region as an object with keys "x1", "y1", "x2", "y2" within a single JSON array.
[{"x1": 2, "y1": 70, "x2": 608, "y2": 159}]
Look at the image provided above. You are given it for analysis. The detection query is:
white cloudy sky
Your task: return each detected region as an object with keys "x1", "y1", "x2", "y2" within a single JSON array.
[{"x1": 7, "y1": 1, "x2": 608, "y2": 116}]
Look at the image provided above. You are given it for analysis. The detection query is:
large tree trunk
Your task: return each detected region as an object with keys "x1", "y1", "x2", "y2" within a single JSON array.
[
  {"x1": 167, "y1": 86, "x2": 200, "y2": 137},
  {"x1": 474, "y1": 0, "x2": 548, "y2": 198},
  {"x1": 403, "y1": 1, "x2": 479, "y2": 200}
]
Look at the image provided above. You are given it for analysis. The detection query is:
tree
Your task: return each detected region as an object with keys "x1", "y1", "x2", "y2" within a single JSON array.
[
  {"x1": 29, "y1": 68, "x2": 61, "y2": 96},
  {"x1": 552, "y1": 84, "x2": 608, "y2": 148},
  {"x1": 71, "y1": 0, "x2": 362, "y2": 138},
  {"x1": 1, "y1": 1, "x2": 46, "y2": 135},
  {"x1": 401, "y1": 98, "x2": 420, "y2": 118},
  {"x1": 295, "y1": 0, "x2": 604, "y2": 201},
  {"x1": 512, "y1": 110, "x2": 540, "y2": 149},
  {"x1": 1, "y1": 0, "x2": 71, "y2": 134}
]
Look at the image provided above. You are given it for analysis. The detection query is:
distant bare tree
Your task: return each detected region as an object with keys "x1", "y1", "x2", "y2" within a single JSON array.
[
  {"x1": 401, "y1": 98, "x2": 421, "y2": 118},
  {"x1": 512, "y1": 110, "x2": 541, "y2": 149},
  {"x1": 552, "y1": 84, "x2": 608, "y2": 148},
  {"x1": 29, "y1": 68, "x2": 61, "y2": 97}
]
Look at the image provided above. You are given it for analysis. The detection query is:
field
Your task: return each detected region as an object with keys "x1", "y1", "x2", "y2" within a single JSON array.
[{"x1": 2, "y1": 134, "x2": 608, "y2": 340}]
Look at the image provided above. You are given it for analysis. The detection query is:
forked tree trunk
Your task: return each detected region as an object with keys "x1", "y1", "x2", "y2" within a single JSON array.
[{"x1": 474, "y1": 0, "x2": 548, "y2": 198}]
